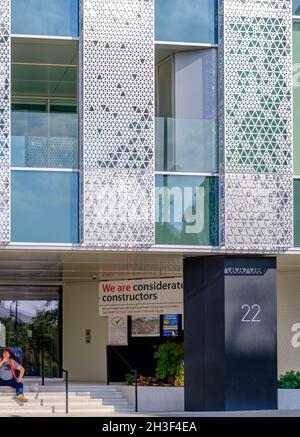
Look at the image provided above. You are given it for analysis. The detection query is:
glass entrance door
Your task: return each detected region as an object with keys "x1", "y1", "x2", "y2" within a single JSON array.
[{"x1": 0, "y1": 286, "x2": 61, "y2": 377}]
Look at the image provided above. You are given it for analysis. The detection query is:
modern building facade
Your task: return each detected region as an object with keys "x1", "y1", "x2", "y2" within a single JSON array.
[{"x1": 0, "y1": 0, "x2": 299, "y2": 411}]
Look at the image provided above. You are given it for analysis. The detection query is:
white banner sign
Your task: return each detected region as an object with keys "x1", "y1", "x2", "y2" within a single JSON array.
[
  {"x1": 99, "y1": 278, "x2": 183, "y2": 316},
  {"x1": 108, "y1": 315, "x2": 128, "y2": 346}
]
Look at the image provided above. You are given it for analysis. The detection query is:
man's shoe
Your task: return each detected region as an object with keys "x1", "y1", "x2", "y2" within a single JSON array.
[{"x1": 16, "y1": 394, "x2": 28, "y2": 402}]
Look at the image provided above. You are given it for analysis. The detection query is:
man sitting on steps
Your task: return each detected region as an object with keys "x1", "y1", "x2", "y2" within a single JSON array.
[{"x1": 0, "y1": 349, "x2": 28, "y2": 402}]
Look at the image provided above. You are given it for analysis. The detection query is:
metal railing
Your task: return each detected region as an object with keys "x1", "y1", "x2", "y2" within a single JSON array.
[
  {"x1": 106, "y1": 345, "x2": 138, "y2": 413},
  {"x1": 41, "y1": 342, "x2": 69, "y2": 414}
]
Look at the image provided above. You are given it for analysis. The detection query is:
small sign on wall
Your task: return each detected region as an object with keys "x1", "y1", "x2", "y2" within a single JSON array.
[
  {"x1": 108, "y1": 316, "x2": 128, "y2": 346},
  {"x1": 131, "y1": 316, "x2": 160, "y2": 337},
  {"x1": 163, "y1": 315, "x2": 179, "y2": 337},
  {"x1": 85, "y1": 329, "x2": 91, "y2": 344}
]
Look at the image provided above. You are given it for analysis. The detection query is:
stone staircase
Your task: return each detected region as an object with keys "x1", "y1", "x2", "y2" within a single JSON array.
[{"x1": 0, "y1": 383, "x2": 134, "y2": 416}]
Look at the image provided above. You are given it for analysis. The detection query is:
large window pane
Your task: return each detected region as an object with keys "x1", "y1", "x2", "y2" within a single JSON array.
[
  {"x1": 12, "y1": 0, "x2": 78, "y2": 37},
  {"x1": 155, "y1": 0, "x2": 217, "y2": 44},
  {"x1": 294, "y1": 0, "x2": 300, "y2": 15},
  {"x1": 12, "y1": 112, "x2": 79, "y2": 169},
  {"x1": 294, "y1": 22, "x2": 300, "y2": 174},
  {"x1": 155, "y1": 175, "x2": 219, "y2": 246},
  {"x1": 11, "y1": 171, "x2": 79, "y2": 243},
  {"x1": 156, "y1": 118, "x2": 217, "y2": 172},
  {"x1": 156, "y1": 49, "x2": 218, "y2": 173},
  {"x1": 0, "y1": 286, "x2": 61, "y2": 378}
]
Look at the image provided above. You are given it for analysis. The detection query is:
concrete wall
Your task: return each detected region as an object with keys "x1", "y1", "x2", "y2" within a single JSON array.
[
  {"x1": 119, "y1": 386, "x2": 184, "y2": 413},
  {"x1": 63, "y1": 282, "x2": 108, "y2": 382},
  {"x1": 278, "y1": 390, "x2": 300, "y2": 410},
  {"x1": 278, "y1": 271, "x2": 300, "y2": 376}
]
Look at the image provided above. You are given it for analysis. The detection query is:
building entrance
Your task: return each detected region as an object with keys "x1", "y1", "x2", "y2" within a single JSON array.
[{"x1": 0, "y1": 286, "x2": 62, "y2": 378}]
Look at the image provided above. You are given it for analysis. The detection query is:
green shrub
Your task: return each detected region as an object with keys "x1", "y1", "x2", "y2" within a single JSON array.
[
  {"x1": 125, "y1": 373, "x2": 136, "y2": 386},
  {"x1": 154, "y1": 341, "x2": 184, "y2": 385},
  {"x1": 175, "y1": 361, "x2": 184, "y2": 387},
  {"x1": 277, "y1": 371, "x2": 300, "y2": 389}
]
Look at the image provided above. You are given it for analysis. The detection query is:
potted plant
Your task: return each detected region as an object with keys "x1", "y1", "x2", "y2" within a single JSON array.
[{"x1": 278, "y1": 371, "x2": 300, "y2": 389}]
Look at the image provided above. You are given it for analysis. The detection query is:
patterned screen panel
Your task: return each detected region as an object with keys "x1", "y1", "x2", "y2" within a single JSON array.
[
  {"x1": 80, "y1": 0, "x2": 154, "y2": 248},
  {"x1": 0, "y1": 0, "x2": 10, "y2": 244},
  {"x1": 219, "y1": 0, "x2": 293, "y2": 250}
]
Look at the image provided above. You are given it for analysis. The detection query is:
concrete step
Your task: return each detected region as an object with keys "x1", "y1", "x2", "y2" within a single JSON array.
[
  {"x1": 32, "y1": 386, "x2": 120, "y2": 392},
  {"x1": 0, "y1": 396, "x2": 130, "y2": 403},
  {"x1": 0, "y1": 405, "x2": 132, "y2": 412},
  {"x1": 0, "y1": 391, "x2": 125, "y2": 397},
  {"x1": 0, "y1": 390, "x2": 124, "y2": 397},
  {"x1": 1, "y1": 407, "x2": 129, "y2": 416},
  {"x1": 0, "y1": 385, "x2": 134, "y2": 415},
  {"x1": 11, "y1": 386, "x2": 120, "y2": 393},
  {"x1": 0, "y1": 399, "x2": 129, "y2": 407}
]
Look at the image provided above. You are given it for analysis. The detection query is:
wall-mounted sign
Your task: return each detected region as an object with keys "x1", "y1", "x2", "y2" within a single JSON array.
[
  {"x1": 99, "y1": 277, "x2": 183, "y2": 317},
  {"x1": 108, "y1": 316, "x2": 128, "y2": 346},
  {"x1": 131, "y1": 316, "x2": 160, "y2": 337},
  {"x1": 85, "y1": 329, "x2": 91, "y2": 344},
  {"x1": 163, "y1": 315, "x2": 179, "y2": 337}
]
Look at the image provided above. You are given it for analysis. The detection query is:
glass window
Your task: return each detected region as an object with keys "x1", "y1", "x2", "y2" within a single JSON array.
[
  {"x1": 155, "y1": 0, "x2": 217, "y2": 44},
  {"x1": 11, "y1": 171, "x2": 79, "y2": 244},
  {"x1": 294, "y1": 180, "x2": 300, "y2": 247},
  {"x1": 12, "y1": 100, "x2": 47, "y2": 113},
  {"x1": 156, "y1": 49, "x2": 218, "y2": 173},
  {"x1": 156, "y1": 118, "x2": 218, "y2": 173},
  {"x1": 155, "y1": 175, "x2": 219, "y2": 246},
  {"x1": 294, "y1": 0, "x2": 300, "y2": 15},
  {"x1": 12, "y1": 0, "x2": 78, "y2": 37},
  {"x1": 0, "y1": 286, "x2": 61, "y2": 378},
  {"x1": 12, "y1": 112, "x2": 78, "y2": 169},
  {"x1": 50, "y1": 101, "x2": 77, "y2": 114},
  {"x1": 294, "y1": 22, "x2": 300, "y2": 175}
]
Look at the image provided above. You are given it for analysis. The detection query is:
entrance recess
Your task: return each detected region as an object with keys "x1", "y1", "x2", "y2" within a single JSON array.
[{"x1": 0, "y1": 286, "x2": 62, "y2": 377}]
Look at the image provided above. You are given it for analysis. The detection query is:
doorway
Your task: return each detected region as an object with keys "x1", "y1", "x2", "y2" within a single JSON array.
[{"x1": 0, "y1": 286, "x2": 62, "y2": 378}]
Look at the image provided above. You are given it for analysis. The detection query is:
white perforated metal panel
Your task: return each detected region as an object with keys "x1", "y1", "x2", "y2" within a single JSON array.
[
  {"x1": 0, "y1": 0, "x2": 10, "y2": 244},
  {"x1": 80, "y1": 0, "x2": 155, "y2": 248},
  {"x1": 219, "y1": 0, "x2": 293, "y2": 250}
]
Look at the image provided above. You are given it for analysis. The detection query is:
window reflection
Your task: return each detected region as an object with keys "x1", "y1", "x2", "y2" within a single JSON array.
[
  {"x1": 12, "y1": 0, "x2": 78, "y2": 37},
  {"x1": 0, "y1": 286, "x2": 61, "y2": 378},
  {"x1": 294, "y1": 0, "x2": 300, "y2": 15},
  {"x1": 155, "y1": 0, "x2": 217, "y2": 44},
  {"x1": 11, "y1": 171, "x2": 79, "y2": 244},
  {"x1": 155, "y1": 175, "x2": 219, "y2": 246}
]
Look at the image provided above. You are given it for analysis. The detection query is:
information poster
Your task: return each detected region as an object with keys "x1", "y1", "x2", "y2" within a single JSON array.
[
  {"x1": 108, "y1": 315, "x2": 128, "y2": 346},
  {"x1": 99, "y1": 277, "x2": 183, "y2": 316},
  {"x1": 131, "y1": 316, "x2": 160, "y2": 337},
  {"x1": 163, "y1": 314, "x2": 179, "y2": 337}
]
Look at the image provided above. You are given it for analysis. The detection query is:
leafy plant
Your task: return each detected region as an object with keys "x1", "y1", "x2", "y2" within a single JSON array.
[
  {"x1": 175, "y1": 361, "x2": 184, "y2": 387},
  {"x1": 125, "y1": 373, "x2": 136, "y2": 386},
  {"x1": 138, "y1": 376, "x2": 156, "y2": 386},
  {"x1": 278, "y1": 371, "x2": 300, "y2": 389},
  {"x1": 154, "y1": 341, "x2": 184, "y2": 385}
]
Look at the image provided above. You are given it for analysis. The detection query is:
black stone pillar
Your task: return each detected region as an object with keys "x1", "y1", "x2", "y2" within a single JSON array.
[{"x1": 184, "y1": 256, "x2": 277, "y2": 411}]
